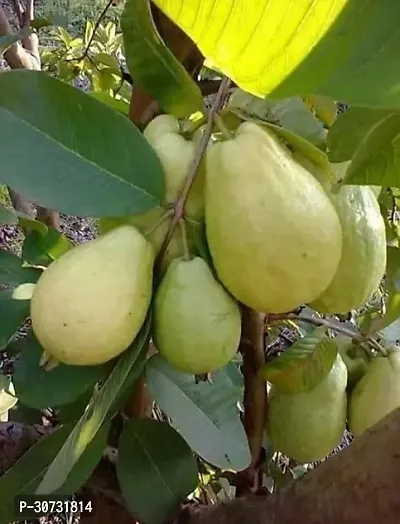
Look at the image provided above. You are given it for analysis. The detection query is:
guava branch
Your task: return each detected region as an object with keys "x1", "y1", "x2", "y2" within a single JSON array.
[
  {"x1": 236, "y1": 308, "x2": 267, "y2": 495},
  {"x1": 267, "y1": 312, "x2": 384, "y2": 353},
  {"x1": 155, "y1": 75, "x2": 231, "y2": 273}
]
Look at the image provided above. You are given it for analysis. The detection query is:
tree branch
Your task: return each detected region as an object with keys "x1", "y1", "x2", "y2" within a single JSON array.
[
  {"x1": 268, "y1": 312, "x2": 385, "y2": 353},
  {"x1": 155, "y1": 76, "x2": 231, "y2": 274},
  {"x1": 179, "y1": 406, "x2": 400, "y2": 524},
  {"x1": 236, "y1": 307, "x2": 267, "y2": 495}
]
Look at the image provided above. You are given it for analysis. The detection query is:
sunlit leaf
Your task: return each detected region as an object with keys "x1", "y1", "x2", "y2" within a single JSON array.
[{"x1": 154, "y1": 0, "x2": 400, "y2": 108}]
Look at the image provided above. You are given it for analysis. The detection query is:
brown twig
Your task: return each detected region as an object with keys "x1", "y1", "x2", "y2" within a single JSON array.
[
  {"x1": 268, "y1": 312, "x2": 385, "y2": 354},
  {"x1": 236, "y1": 308, "x2": 267, "y2": 496},
  {"x1": 155, "y1": 76, "x2": 231, "y2": 275}
]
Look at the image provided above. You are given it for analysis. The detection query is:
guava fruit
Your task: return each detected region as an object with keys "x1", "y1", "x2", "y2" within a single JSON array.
[
  {"x1": 153, "y1": 256, "x2": 241, "y2": 374},
  {"x1": 349, "y1": 348, "x2": 400, "y2": 436},
  {"x1": 310, "y1": 184, "x2": 386, "y2": 314},
  {"x1": 98, "y1": 208, "x2": 196, "y2": 275},
  {"x1": 143, "y1": 114, "x2": 205, "y2": 220},
  {"x1": 266, "y1": 354, "x2": 347, "y2": 462},
  {"x1": 31, "y1": 225, "x2": 154, "y2": 366},
  {"x1": 338, "y1": 341, "x2": 369, "y2": 391},
  {"x1": 205, "y1": 121, "x2": 343, "y2": 314}
]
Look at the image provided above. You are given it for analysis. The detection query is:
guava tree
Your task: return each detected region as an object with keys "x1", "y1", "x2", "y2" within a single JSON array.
[{"x1": 1, "y1": 1, "x2": 400, "y2": 524}]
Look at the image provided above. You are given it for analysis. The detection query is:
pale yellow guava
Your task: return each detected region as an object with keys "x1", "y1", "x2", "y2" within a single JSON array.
[
  {"x1": 30, "y1": 225, "x2": 154, "y2": 366},
  {"x1": 205, "y1": 122, "x2": 343, "y2": 314}
]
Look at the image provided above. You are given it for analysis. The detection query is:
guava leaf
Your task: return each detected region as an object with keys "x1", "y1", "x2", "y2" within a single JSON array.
[
  {"x1": 0, "y1": 290, "x2": 31, "y2": 349},
  {"x1": 229, "y1": 91, "x2": 326, "y2": 147},
  {"x1": 146, "y1": 355, "x2": 251, "y2": 471},
  {"x1": 344, "y1": 113, "x2": 400, "y2": 187},
  {"x1": 327, "y1": 107, "x2": 395, "y2": 162},
  {"x1": 304, "y1": 95, "x2": 337, "y2": 128},
  {"x1": 21, "y1": 228, "x2": 73, "y2": 266},
  {"x1": 117, "y1": 418, "x2": 198, "y2": 524},
  {"x1": 89, "y1": 92, "x2": 130, "y2": 115},
  {"x1": 0, "y1": 205, "x2": 18, "y2": 225},
  {"x1": 121, "y1": 0, "x2": 203, "y2": 118},
  {"x1": 0, "y1": 421, "x2": 109, "y2": 523},
  {"x1": 13, "y1": 332, "x2": 108, "y2": 409},
  {"x1": 260, "y1": 326, "x2": 339, "y2": 393},
  {"x1": 35, "y1": 314, "x2": 151, "y2": 495},
  {"x1": 0, "y1": 250, "x2": 41, "y2": 286},
  {"x1": 0, "y1": 70, "x2": 164, "y2": 217},
  {"x1": 153, "y1": 0, "x2": 400, "y2": 108}
]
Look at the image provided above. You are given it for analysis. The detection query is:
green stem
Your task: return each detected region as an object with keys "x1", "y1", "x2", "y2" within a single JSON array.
[
  {"x1": 179, "y1": 219, "x2": 190, "y2": 260},
  {"x1": 268, "y1": 312, "x2": 387, "y2": 355},
  {"x1": 214, "y1": 113, "x2": 233, "y2": 140},
  {"x1": 143, "y1": 207, "x2": 173, "y2": 238}
]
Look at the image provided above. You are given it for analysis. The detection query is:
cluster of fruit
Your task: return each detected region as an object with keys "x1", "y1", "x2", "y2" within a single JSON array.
[
  {"x1": 268, "y1": 346, "x2": 400, "y2": 463},
  {"x1": 29, "y1": 114, "x2": 398, "y2": 460}
]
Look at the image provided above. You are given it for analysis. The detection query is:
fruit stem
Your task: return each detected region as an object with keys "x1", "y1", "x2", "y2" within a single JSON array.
[
  {"x1": 214, "y1": 113, "x2": 233, "y2": 140},
  {"x1": 179, "y1": 219, "x2": 190, "y2": 261},
  {"x1": 155, "y1": 76, "x2": 232, "y2": 276},
  {"x1": 143, "y1": 207, "x2": 173, "y2": 238},
  {"x1": 268, "y1": 312, "x2": 386, "y2": 354}
]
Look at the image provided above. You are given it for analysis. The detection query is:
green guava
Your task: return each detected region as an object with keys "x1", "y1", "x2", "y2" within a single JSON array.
[
  {"x1": 349, "y1": 348, "x2": 400, "y2": 436},
  {"x1": 153, "y1": 256, "x2": 241, "y2": 374},
  {"x1": 266, "y1": 354, "x2": 348, "y2": 462}
]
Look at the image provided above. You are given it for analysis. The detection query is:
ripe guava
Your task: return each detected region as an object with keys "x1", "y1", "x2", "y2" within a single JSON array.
[
  {"x1": 31, "y1": 225, "x2": 154, "y2": 366},
  {"x1": 205, "y1": 122, "x2": 343, "y2": 313}
]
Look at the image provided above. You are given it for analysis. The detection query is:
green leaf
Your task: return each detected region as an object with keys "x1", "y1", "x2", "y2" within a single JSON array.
[
  {"x1": 0, "y1": 205, "x2": 18, "y2": 224},
  {"x1": 0, "y1": 421, "x2": 109, "y2": 523},
  {"x1": 154, "y1": 0, "x2": 400, "y2": 108},
  {"x1": 327, "y1": 107, "x2": 394, "y2": 162},
  {"x1": 304, "y1": 95, "x2": 337, "y2": 128},
  {"x1": 93, "y1": 52, "x2": 121, "y2": 70},
  {"x1": 89, "y1": 91, "x2": 130, "y2": 115},
  {"x1": 0, "y1": 289, "x2": 31, "y2": 349},
  {"x1": 386, "y1": 246, "x2": 400, "y2": 292},
  {"x1": 344, "y1": 113, "x2": 400, "y2": 187},
  {"x1": 21, "y1": 228, "x2": 73, "y2": 266},
  {"x1": 31, "y1": 14, "x2": 69, "y2": 30},
  {"x1": 0, "y1": 250, "x2": 41, "y2": 286},
  {"x1": 54, "y1": 422, "x2": 110, "y2": 496},
  {"x1": 263, "y1": 122, "x2": 331, "y2": 174},
  {"x1": 259, "y1": 326, "x2": 339, "y2": 393},
  {"x1": 35, "y1": 314, "x2": 151, "y2": 494},
  {"x1": 185, "y1": 218, "x2": 212, "y2": 267},
  {"x1": 121, "y1": 0, "x2": 203, "y2": 118},
  {"x1": 55, "y1": 390, "x2": 93, "y2": 424},
  {"x1": 117, "y1": 418, "x2": 198, "y2": 524},
  {"x1": 13, "y1": 332, "x2": 108, "y2": 409},
  {"x1": 0, "y1": 70, "x2": 164, "y2": 217},
  {"x1": 146, "y1": 355, "x2": 251, "y2": 471},
  {"x1": 229, "y1": 91, "x2": 326, "y2": 147}
]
